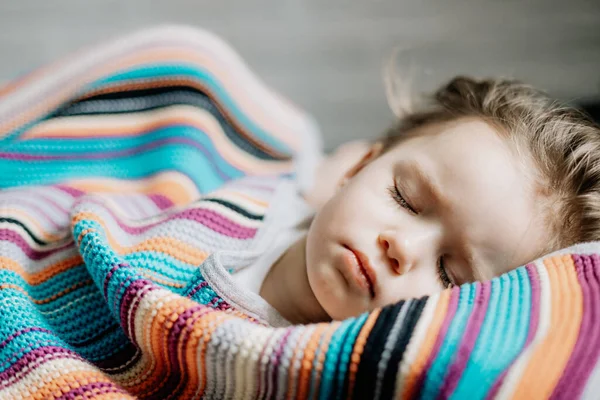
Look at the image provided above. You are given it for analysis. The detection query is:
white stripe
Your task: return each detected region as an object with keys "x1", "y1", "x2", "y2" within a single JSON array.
[
  {"x1": 394, "y1": 293, "x2": 440, "y2": 399},
  {"x1": 495, "y1": 259, "x2": 552, "y2": 399}
]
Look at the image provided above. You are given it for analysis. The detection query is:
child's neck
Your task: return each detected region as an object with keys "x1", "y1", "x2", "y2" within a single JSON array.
[{"x1": 259, "y1": 235, "x2": 331, "y2": 324}]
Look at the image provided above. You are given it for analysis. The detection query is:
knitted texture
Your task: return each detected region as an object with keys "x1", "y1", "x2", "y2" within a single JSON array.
[{"x1": 1, "y1": 26, "x2": 600, "y2": 400}]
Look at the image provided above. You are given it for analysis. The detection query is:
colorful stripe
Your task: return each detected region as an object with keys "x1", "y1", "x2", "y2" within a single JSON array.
[{"x1": 1, "y1": 25, "x2": 600, "y2": 399}]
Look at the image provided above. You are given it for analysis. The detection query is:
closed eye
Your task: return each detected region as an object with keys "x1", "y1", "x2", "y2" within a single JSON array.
[{"x1": 388, "y1": 184, "x2": 417, "y2": 214}]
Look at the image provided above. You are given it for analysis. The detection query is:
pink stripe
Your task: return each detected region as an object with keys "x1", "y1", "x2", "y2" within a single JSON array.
[
  {"x1": 60, "y1": 381, "x2": 130, "y2": 399},
  {"x1": 147, "y1": 193, "x2": 174, "y2": 210},
  {"x1": 0, "y1": 346, "x2": 84, "y2": 388},
  {"x1": 54, "y1": 184, "x2": 85, "y2": 197},
  {"x1": 3, "y1": 196, "x2": 64, "y2": 230},
  {"x1": 550, "y1": 254, "x2": 600, "y2": 398},
  {"x1": 413, "y1": 286, "x2": 460, "y2": 396},
  {"x1": 79, "y1": 197, "x2": 258, "y2": 239},
  {"x1": 439, "y1": 281, "x2": 491, "y2": 398},
  {"x1": 0, "y1": 327, "x2": 54, "y2": 352},
  {"x1": 0, "y1": 228, "x2": 74, "y2": 259},
  {"x1": 487, "y1": 263, "x2": 541, "y2": 399}
]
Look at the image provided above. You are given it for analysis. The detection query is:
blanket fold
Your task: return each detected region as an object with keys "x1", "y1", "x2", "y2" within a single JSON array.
[{"x1": 1, "y1": 25, "x2": 600, "y2": 400}]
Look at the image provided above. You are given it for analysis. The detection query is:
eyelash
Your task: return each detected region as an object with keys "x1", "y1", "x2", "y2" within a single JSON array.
[
  {"x1": 437, "y1": 258, "x2": 453, "y2": 288},
  {"x1": 388, "y1": 184, "x2": 453, "y2": 288},
  {"x1": 387, "y1": 184, "x2": 416, "y2": 214}
]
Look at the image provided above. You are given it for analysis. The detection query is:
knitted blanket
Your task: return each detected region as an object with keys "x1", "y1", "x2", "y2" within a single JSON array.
[{"x1": 1, "y1": 26, "x2": 599, "y2": 400}]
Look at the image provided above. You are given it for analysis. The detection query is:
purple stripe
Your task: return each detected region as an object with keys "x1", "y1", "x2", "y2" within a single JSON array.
[
  {"x1": 187, "y1": 281, "x2": 209, "y2": 298},
  {"x1": 0, "y1": 346, "x2": 84, "y2": 388},
  {"x1": 54, "y1": 184, "x2": 85, "y2": 197},
  {"x1": 269, "y1": 327, "x2": 294, "y2": 398},
  {"x1": 57, "y1": 381, "x2": 130, "y2": 400},
  {"x1": 551, "y1": 254, "x2": 600, "y2": 398},
  {"x1": 157, "y1": 305, "x2": 215, "y2": 400},
  {"x1": 120, "y1": 279, "x2": 157, "y2": 339},
  {"x1": 80, "y1": 196, "x2": 258, "y2": 239},
  {"x1": 103, "y1": 264, "x2": 122, "y2": 299},
  {"x1": 0, "y1": 327, "x2": 54, "y2": 350},
  {"x1": 0, "y1": 228, "x2": 73, "y2": 259},
  {"x1": 487, "y1": 263, "x2": 541, "y2": 399},
  {"x1": 127, "y1": 281, "x2": 158, "y2": 340},
  {"x1": 414, "y1": 286, "x2": 460, "y2": 397},
  {"x1": 5, "y1": 196, "x2": 64, "y2": 230},
  {"x1": 439, "y1": 281, "x2": 491, "y2": 398},
  {"x1": 37, "y1": 191, "x2": 71, "y2": 215},
  {"x1": 148, "y1": 193, "x2": 174, "y2": 210}
]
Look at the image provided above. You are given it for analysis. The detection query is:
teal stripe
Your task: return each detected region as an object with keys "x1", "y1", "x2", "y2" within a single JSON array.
[
  {"x1": 72, "y1": 220, "x2": 136, "y2": 320},
  {"x1": 451, "y1": 268, "x2": 531, "y2": 399},
  {"x1": 5, "y1": 123, "x2": 244, "y2": 172},
  {"x1": 319, "y1": 318, "x2": 356, "y2": 400},
  {"x1": 421, "y1": 283, "x2": 477, "y2": 399},
  {"x1": 125, "y1": 251, "x2": 200, "y2": 282},
  {"x1": 0, "y1": 142, "x2": 233, "y2": 193},
  {"x1": 89, "y1": 63, "x2": 292, "y2": 155},
  {"x1": 335, "y1": 313, "x2": 369, "y2": 400},
  {"x1": 76, "y1": 325, "x2": 132, "y2": 362},
  {"x1": 21, "y1": 264, "x2": 89, "y2": 300}
]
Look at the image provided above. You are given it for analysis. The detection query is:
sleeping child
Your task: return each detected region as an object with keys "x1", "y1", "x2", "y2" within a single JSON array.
[
  {"x1": 3, "y1": 27, "x2": 600, "y2": 398},
  {"x1": 231, "y1": 76, "x2": 600, "y2": 324}
]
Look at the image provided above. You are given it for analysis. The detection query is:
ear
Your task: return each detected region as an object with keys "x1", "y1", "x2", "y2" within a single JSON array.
[{"x1": 338, "y1": 141, "x2": 384, "y2": 187}]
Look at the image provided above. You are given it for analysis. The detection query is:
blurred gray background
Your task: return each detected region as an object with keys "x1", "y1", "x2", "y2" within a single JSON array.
[{"x1": 1, "y1": 0, "x2": 599, "y2": 150}]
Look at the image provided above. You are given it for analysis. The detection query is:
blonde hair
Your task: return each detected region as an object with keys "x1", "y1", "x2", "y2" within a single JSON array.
[{"x1": 382, "y1": 76, "x2": 600, "y2": 253}]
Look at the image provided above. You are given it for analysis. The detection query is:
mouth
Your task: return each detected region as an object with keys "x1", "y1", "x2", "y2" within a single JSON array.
[{"x1": 342, "y1": 244, "x2": 377, "y2": 299}]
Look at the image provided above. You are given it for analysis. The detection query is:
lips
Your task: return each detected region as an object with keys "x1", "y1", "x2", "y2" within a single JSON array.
[{"x1": 343, "y1": 245, "x2": 377, "y2": 298}]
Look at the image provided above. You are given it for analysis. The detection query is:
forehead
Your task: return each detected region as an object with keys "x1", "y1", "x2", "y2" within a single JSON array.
[{"x1": 388, "y1": 119, "x2": 548, "y2": 275}]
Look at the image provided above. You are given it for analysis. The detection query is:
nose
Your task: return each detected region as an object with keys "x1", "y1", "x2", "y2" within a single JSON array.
[{"x1": 378, "y1": 226, "x2": 439, "y2": 275}]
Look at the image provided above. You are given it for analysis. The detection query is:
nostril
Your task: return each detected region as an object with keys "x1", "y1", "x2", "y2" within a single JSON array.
[
  {"x1": 383, "y1": 240, "x2": 389, "y2": 250},
  {"x1": 392, "y1": 259, "x2": 399, "y2": 268}
]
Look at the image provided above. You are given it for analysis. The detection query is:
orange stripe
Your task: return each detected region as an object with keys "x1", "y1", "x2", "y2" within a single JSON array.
[
  {"x1": 0, "y1": 255, "x2": 82, "y2": 285},
  {"x1": 313, "y1": 322, "x2": 342, "y2": 394},
  {"x1": 178, "y1": 307, "x2": 215, "y2": 399},
  {"x1": 28, "y1": 370, "x2": 126, "y2": 400},
  {"x1": 21, "y1": 106, "x2": 293, "y2": 175},
  {"x1": 21, "y1": 78, "x2": 298, "y2": 159},
  {"x1": 286, "y1": 328, "x2": 313, "y2": 400},
  {"x1": 190, "y1": 306, "x2": 235, "y2": 398},
  {"x1": 2, "y1": 207, "x2": 65, "y2": 242},
  {"x1": 296, "y1": 324, "x2": 330, "y2": 399},
  {"x1": 0, "y1": 281, "x2": 93, "y2": 305},
  {"x1": 72, "y1": 211, "x2": 209, "y2": 265},
  {"x1": 2, "y1": 47, "x2": 301, "y2": 152},
  {"x1": 511, "y1": 254, "x2": 582, "y2": 399},
  {"x1": 347, "y1": 309, "x2": 381, "y2": 394},
  {"x1": 67, "y1": 175, "x2": 196, "y2": 206},
  {"x1": 402, "y1": 290, "x2": 451, "y2": 399}
]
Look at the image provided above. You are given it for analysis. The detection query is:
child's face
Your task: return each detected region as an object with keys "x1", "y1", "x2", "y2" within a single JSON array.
[{"x1": 306, "y1": 118, "x2": 549, "y2": 320}]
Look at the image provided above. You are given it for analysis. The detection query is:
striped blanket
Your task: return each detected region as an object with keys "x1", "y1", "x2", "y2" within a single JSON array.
[{"x1": 1, "y1": 26, "x2": 599, "y2": 400}]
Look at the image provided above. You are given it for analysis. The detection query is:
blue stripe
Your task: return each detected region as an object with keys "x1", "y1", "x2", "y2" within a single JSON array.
[
  {"x1": 420, "y1": 283, "x2": 477, "y2": 399},
  {"x1": 451, "y1": 268, "x2": 531, "y2": 399}
]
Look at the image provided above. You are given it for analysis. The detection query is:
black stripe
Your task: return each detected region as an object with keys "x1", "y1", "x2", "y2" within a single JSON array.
[
  {"x1": 200, "y1": 197, "x2": 264, "y2": 221},
  {"x1": 0, "y1": 217, "x2": 47, "y2": 246},
  {"x1": 352, "y1": 301, "x2": 404, "y2": 399},
  {"x1": 52, "y1": 86, "x2": 290, "y2": 161},
  {"x1": 380, "y1": 297, "x2": 427, "y2": 399}
]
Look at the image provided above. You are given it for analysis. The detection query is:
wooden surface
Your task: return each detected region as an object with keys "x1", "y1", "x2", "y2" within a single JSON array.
[{"x1": 1, "y1": 0, "x2": 599, "y2": 149}]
